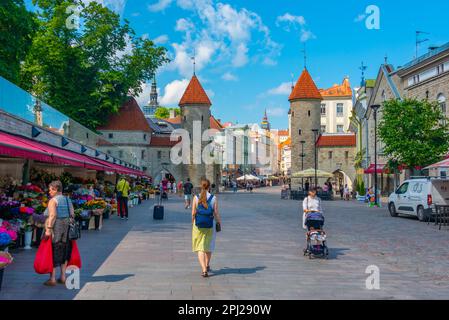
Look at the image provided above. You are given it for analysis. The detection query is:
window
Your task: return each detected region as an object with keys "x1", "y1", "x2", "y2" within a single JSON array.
[
  {"x1": 308, "y1": 110, "x2": 311, "y2": 117},
  {"x1": 437, "y1": 64, "x2": 445, "y2": 75},
  {"x1": 298, "y1": 129, "x2": 302, "y2": 135},
  {"x1": 107, "y1": 150, "x2": 111, "y2": 155},
  {"x1": 438, "y1": 94, "x2": 447, "y2": 115},
  {"x1": 321, "y1": 104, "x2": 326, "y2": 116},
  {"x1": 396, "y1": 183, "x2": 409, "y2": 195},
  {"x1": 86, "y1": 133, "x2": 89, "y2": 139},
  {"x1": 108, "y1": 133, "x2": 113, "y2": 139},
  {"x1": 119, "y1": 150, "x2": 123, "y2": 158},
  {"x1": 328, "y1": 151, "x2": 333, "y2": 159},
  {"x1": 336, "y1": 103, "x2": 344, "y2": 117},
  {"x1": 337, "y1": 125, "x2": 344, "y2": 133},
  {"x1": 321, "y1": 125, "x2": 326, "y2": 133},
  {"x1": 157, "y1": 151, "x2": 162, "y2": 159},
  {"x1": 144, "y1": 134, "x2": 147, "y2": 141},
  {"x1": 345, "y1": 151, "x2": 349, "y2": 159},
  {"x1": 141, "y1": 150, "x2": 145, "y2": 160}
]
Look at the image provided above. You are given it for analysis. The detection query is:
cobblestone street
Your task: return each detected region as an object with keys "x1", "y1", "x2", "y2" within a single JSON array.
[{"x1": 1, "y1": 186, "x2": 449, "y2": 300}]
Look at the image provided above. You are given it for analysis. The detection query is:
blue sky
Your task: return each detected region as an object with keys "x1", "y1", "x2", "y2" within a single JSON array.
[{"x1": 26, "y1": 0, "x2": 449, "y2": 129}]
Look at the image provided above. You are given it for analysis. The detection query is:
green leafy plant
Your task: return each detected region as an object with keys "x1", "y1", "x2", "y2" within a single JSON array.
[{"x1": 378, "y1": 98, "x2": 449, "y2": 171}]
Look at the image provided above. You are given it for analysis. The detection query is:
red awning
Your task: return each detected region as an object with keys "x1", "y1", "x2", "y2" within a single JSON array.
[
  {"x1": 1, "y1": 131, "x2": 109, "y2": 171},
  {"x1": 364, "y1": 164, "x2": 388, "y2": 174}
]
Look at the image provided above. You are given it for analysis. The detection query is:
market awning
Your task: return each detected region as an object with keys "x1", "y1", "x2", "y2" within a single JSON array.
[
  {"x1": 87, "y1": 157, "x2": 147, "y2": 177},
  {"x1": 1, "y1": 131, "x2": 110, "y2": 171},
  {"x1": 364, "y1": 164, "x2": 388, "y2": 174},
  {"x1": 425, "y1": 159, "x2": 449, "y2": 169}
]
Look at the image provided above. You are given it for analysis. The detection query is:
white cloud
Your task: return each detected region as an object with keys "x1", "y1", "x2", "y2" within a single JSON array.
[
  {"x1": 153, "y1": 34, "x2": 169, "y2": 44},
  {"x1": 300, "y1": 29, "x2": 316, "y2": 42},
  {"x1": 267, "y1": 108, "x2": 286, "y2": 117},
  {"x1": 232, "y1": 43, "x2": 249, "y2": 67},
  {"x1": 267, "y1": 82, "x2": 292, "y2": 95},
  {"x1": 206, "y1": 89, "x2": 215, "y2": 98},
  {"x1": 135, "y1": 82, "x2": 152, "y2": 107},
  {"x1": 276, "y1": 13, "x2": 306, "y2": 31},
  {"x1": 277, "y1": 11, "x2": 315, "y2": 43},
  {"x1": 159, "y1": 79, "x2": 190, "y2": 106},
  {"x1": 148, "y1": 0, "x2": 173, "y2": 12},
  {"x1": 166, "y1": 0, "x2": 280, "y2": 75},
  {"x1": 175, "y1": 18, "x2": 195, "y2": 32},
  {"x1": 222, "y1": 72, "x2": 238, "y2": 81}
]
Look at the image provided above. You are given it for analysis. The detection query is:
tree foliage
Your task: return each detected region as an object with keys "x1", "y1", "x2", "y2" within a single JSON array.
[
  {"x1": 20, "y1": 0, "x2": 169, "y2": 130},
  {"x1": 0, "y1": 0, "x2": 36, "y2": 83},
  {"x1": 154, "y1": 107, "x2": 170, "y2": 119},
  {"x1": 378, "y1": 98, "x2": 449, "y2": 168}
]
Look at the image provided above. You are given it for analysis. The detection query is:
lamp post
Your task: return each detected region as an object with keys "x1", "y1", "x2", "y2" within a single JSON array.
[
  {"x1": 311, "y1": 129, "x2": 319, "y2": 188},
  {"x1": 300, "y1": 140, "x2": 306, "y2": 190},
  {"x1": 371, "y1": 104, "x2": 380, "y2": 207}
]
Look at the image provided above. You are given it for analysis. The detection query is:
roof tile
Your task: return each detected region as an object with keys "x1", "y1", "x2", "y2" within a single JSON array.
[
  {"x1": 289, "y1": 69, "x2": 322, "y2": 101},
  {"x1": 179, "y1": 75, "x2": 212, "y2": 106},
  {"x1": 316, "y1": 134, "x2": 356, "y2": 147},
  {"x1": 97, "y1": 97, "x2": 151, "y2": 133}
]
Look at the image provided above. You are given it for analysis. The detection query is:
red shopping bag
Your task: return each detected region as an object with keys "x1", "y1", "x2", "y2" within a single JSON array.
[
  {"x1": 34, "y1": 236, "x2": 54, "y2": 274},
  {"x1": 68, "y1": 240, "x2": 82, "y2": 269}
]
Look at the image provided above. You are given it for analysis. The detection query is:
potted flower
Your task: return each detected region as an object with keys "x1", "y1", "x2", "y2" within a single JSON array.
[
  {"x1": 21, "y1": 219, "x2": 34, "y2": 250},
  {"x1": 0, "y1": 221, "x2": 18, "y2": 251},
  {"x1": 0, "y1": 251, "x2": 13, "y2": 291}
]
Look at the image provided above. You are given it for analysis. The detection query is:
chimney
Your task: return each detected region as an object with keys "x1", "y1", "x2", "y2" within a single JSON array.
[{"x1": 169, "y1": 109, "x2": 176, "y2": 119}]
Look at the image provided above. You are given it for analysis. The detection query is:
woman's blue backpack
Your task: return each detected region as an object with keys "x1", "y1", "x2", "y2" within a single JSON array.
[{"x1": 195, "y1": 195, "x2": 215, "y2": 228}]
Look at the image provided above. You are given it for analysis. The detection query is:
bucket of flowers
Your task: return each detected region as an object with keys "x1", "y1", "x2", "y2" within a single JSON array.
[
  {"x1": 83, "y1": 200, "x2": 106, "y2": 230},
  {"x1": 0, "y1": 221, "x2": 18, "y2": 251},
  {"x1": 0, "y1": 251, "x2": 13, "y2": 291}
]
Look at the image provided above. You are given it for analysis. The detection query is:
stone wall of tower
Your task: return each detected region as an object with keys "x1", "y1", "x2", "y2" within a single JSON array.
[
  {"x1": 290, "y1": 98, "x2": 322, "y2": 187},
  {"x1": 181, "y1": 104, "x2": 211, "y2": 188}
]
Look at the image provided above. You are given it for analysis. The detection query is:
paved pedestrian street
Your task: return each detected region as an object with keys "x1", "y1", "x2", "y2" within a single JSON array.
[{"x1": 1, "y1": 187, "x2": 449, "y2": 300}]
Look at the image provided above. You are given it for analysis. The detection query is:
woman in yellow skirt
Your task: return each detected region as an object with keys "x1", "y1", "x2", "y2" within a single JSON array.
[{"x1": 192, "y1": 179, "x2": 222, "y2": 277}]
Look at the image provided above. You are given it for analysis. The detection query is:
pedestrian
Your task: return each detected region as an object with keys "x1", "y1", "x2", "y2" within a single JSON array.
[
  {"x1": 339, "y1": 185, "x2": 344, "y2": 200},
  {"x1": 116, "y1": 176, "x2": 130, "y2": 220},
  {"x1": 178, "y1": 181, "x2": 183, "y2": 197},
  {"x1": 344, "y1": 184, "x2": 350, "y2": 201},
  {"x1": 305, "y1": 181, "x2": 310, "y2": 192},
  {"x1": 43, "y1": 180, "x2": 75, "y2": 286},
  {"x1": 249, "y1": 182, "x2": 253, "y2": 193},
  {"x1": 183, "y1": 178, "x2": 194, "y2": 209},
  {"x1": 192, "y1": 179, "x2": 222, "y2": 277},
  {"x1": 302, "y1": 187, "x2": 324, "y2": 230},
  {"x1": 173, "y1": 181, "x2": 177, "y2": 195},
  {"x1": 231, "y1": 180, "x2": 236, "y2": 193}
]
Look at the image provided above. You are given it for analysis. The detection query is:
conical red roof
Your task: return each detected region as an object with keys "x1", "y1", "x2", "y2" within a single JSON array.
[
  {"x1": 289, "y1": 69, "x2": 322, "y2": 101},
  {"x1": 97, "y1": 97, "x2": 151, "y2": 133},
  {"x1": 179, "y1": 75, "x2": 212, "y2": 106}
]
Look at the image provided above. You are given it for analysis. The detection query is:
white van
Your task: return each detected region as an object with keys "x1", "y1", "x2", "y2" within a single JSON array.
[{"x1": 388, "y1": 178, "x2": 449, "y2": 221}]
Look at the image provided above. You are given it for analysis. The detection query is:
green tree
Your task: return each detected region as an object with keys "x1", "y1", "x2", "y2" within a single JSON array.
[
  {"x1": 378, "y1": 98, "x2": 449, "y2": 171},
  {"x1": 0, "y1": 0, "x2": 36, "y2": 83},
  {"x1": 154, "y1": 107, "x2": 170, "y2": 119},
  {"x1": 20, "y1": 0, "x2": 168, "y2": 130}
]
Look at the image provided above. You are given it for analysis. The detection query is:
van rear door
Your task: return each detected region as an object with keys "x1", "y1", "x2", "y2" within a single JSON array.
[{"x1": 430, "y1": 180, "x2": 449, "y2": 206}]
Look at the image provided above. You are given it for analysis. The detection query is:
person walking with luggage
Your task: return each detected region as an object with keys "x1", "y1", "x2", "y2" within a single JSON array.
[
  {"x1": 116, "y1": 176, "x2": 130, "y2": 220},
  {"x1": 192, "y1": 179, "x2": 222, "y2": 277},
  {"x1": 43, "y1": 180, "x2": 75, "y2": 286},
  {"x1": 183, "y1": 178, "x2": 194, "y2": 209}
]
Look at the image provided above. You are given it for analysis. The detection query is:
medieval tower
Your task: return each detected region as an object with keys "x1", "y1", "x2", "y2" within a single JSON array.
[
  {"x1": 179, "y1": 74, "x2": 213, "y2": 187},
  {"x1": 289, "y1": 68, "x2": 322, "y2": 188}
]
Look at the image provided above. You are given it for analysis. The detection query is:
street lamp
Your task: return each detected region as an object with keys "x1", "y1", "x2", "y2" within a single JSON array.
[
  {"x1": 300, "y1": 140, "x2": 306, "y2": 190},
  {"x1": 371, "y1": 104, "x2": 381, "y2": 207},
  {"x1": 311, "y1": 129, "x2": 319, "y2": 188}
]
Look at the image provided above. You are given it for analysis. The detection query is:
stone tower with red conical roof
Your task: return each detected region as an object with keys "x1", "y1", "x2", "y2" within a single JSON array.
[
  {"x1": 179, "y1": 74, "x2": 214, "y2": 187},
  {"x1": 289, "y1": 68, "x2": 322, "y2": 187}
]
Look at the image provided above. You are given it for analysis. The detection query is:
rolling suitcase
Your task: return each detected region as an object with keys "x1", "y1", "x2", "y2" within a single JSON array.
[{"x1": 153, "y1": 194, "x2": 164, "y2": 220}]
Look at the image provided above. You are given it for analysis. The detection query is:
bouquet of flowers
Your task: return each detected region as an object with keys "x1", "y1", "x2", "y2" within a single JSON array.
[
  {"x1": 84, "y1": 200, "x2": 107, "y2": 216},
  {"x1": 17, "y1": 184, "x2": 44, "y2": 194},
  {"x1": 0, "y1": 221, "x2": 18, "y2": 243},
  {"x1": 31, "y1": 213, "x2": 47, "y2": 228}
]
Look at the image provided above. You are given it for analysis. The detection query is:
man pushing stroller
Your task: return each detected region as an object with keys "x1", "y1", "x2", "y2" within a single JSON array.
[{"x1": 302, "y1": 188, "x2": 329, "y2": 259}]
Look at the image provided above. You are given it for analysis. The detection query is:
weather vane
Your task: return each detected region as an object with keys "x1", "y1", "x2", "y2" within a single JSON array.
[
  {"x1": 301, "y1": 43, "x2": 307, "y2": 69},
  {"x1": 191, "y1": 48, "x2": 196, "y2": 75}
]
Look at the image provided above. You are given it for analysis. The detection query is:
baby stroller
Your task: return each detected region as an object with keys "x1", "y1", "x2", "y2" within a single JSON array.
[{"x1": 303, "y1": 212, "x2": 329, "y2": 259}]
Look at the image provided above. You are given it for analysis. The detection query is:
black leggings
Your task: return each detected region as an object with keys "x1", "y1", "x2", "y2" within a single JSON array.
[{"x1": 118, "y1": 197, "x2": 129, "y2": 218}]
